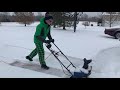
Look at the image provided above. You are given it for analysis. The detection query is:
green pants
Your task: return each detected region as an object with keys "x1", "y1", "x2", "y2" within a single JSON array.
[{"x1": 29, "y1": 42, "x2": 46, "y2": 65}]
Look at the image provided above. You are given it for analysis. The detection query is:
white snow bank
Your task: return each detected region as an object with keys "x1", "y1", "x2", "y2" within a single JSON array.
[{"x1": 91, "y1": 45, "x2": 120, "y2": 78}]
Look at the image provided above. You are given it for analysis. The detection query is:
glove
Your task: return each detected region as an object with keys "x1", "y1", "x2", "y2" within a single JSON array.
[
  {"x1": 45, "y1": 39, "x2": 54, "y2": 44},
  {"x1": 44, "y1": 40, "x2": 51, "y2": 44},
  {"x1": 49, "y1": 39, "x2": 54, "y2": 43},
  {"x1": 46, "y1": 44, "x2": 52, "y2": 49}
]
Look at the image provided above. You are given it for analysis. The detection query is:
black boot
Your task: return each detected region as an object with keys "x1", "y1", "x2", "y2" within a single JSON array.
[
  {"x1": 26, "y1": 56, "x2": 33, "y2": 61},
  {"x1": 41, "y1": 64, "x2": 49, "y2": 70},
  {"x1": 82, "y1": 58, "x2": 92, "y2": 69}
]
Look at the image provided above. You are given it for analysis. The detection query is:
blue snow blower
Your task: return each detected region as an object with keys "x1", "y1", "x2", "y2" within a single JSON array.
[{"x1": 45, "y1": 42, "x2": 92, "y2": 78}]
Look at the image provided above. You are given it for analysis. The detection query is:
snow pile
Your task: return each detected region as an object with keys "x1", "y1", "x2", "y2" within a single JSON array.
[{"x1": 91, "y1": 45, "x2": 120, "y2": 78}]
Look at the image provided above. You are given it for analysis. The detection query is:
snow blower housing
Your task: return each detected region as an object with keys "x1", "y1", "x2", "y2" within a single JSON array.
[{"x1": 45, "y1": 43, "x2": 92, "y2": 78}]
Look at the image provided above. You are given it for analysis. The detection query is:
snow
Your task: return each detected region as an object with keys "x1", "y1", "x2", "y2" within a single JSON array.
[
  {"x1": 0, "y1": 62, "x2": 60, "y2": 78},
  {"x1": 0, "y1": 22, "x2": 120, "y2": 78},
  {"x1": 91, "y1": 45, "x2": 120, "y2": 78}
]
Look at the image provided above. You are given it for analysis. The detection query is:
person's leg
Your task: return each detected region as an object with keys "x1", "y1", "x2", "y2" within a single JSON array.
[
  {"x1": 35, "y1": 42, "x2": 45, "y2": 65},
  {"x1": 29, "y1": 48, "x2": 38, "y2": 58},
  {"x1": 35, "y1": 42, "x2": 49, "y2": 69},
  {"x1": 26, "y1": 48, "x2": 37, "y2": 61}
]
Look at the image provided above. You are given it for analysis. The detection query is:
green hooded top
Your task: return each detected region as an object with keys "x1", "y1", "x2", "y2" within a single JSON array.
[{"x1": 34, "y1": 18, "x2": 51, "y2": 44}]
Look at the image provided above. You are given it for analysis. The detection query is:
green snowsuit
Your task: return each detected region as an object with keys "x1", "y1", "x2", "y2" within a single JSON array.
[{"x1": 29, "y1": 18, "x2": 52, "y2": 65}]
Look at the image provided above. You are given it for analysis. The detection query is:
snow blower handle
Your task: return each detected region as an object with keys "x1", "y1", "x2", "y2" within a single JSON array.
[
  {"x1": 52, "y1": 42, "x2": 76, "y2": 68},
  {"x1": 45, "y1": 43, "x2": 52, "y2": 49}
]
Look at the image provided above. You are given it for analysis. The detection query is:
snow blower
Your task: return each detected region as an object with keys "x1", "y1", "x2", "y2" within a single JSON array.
[{"x1": 45, "y1": 42, "x2": 92, "y2": 78}]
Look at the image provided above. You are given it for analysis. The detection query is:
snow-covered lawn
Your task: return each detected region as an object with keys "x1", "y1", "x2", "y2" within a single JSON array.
[{"x1": 0, "y1": 22, "x2": 120, "y2": 78}]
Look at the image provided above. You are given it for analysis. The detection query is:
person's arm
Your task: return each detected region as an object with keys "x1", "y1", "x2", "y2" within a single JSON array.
[
  {"x1": 47, "y1": 30, "x2": 54, "y2": 43},
  {"x1": 37, "y1": 35, "x2": 51, "y2": 43},
  {"x1": 47, "y1": 30, "x2": 53, "y2": 40},
  {"x1": 37, "y1": 35, "x2": 52, "y2": 43}
]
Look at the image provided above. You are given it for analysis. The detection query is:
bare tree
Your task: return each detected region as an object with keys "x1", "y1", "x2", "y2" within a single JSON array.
[
  {"x1": 97, "y1": 12, "x2": 104, "y2": 26},
  {"x1": 34, "y1": 12, "x2": 44, "y2": 21},
  {"x1": 97, "y1": 12, "x2": 103, "y2": 18},
  {"x1": 73, "y1": 12, "x2": 83, "y2": 32},
  {"x1": 76, "y1": 12, "x2": 83, "y2": 32},
  {"x1": 74, "y1": 12, "x2": 77, "y2": 32},
  {"x1": 14, "y1": 12, "x2": 35, "y2": 26},
  {"x1": 103, "y1": 12, "x2": 120, "y2": 27},
  {"x1": 0, "y1": 12, "x2": 10, "y2": 22},
  {"x1": 37, "y1": 12, "x2": 44, "y2": 17},
  {"x1": 81, "y1": 13, "x2": 89, "y2": 20},
  {"x1": 0, "y1": 12, "x2": 10, "y2": 16}
]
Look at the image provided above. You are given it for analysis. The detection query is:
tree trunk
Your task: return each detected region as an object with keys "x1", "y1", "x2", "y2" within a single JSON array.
[
  {"x1": 63, "y1": 25, "x2": 66, "y2": 30},
  {"x1": 63, "y1": 22, "x2": 66, "y2": 30},
  {"x1": 54, "y1": 24, "x2": 56, "y2": 28},
  {"x1": 110, "y1": 23, "x2": 111, "y2": 27},
  {"x1": 74, "y1": 12, "x2": 77, "y2": 32},
  {"x1": 110, "y1": 13, "x2": 112, "y2": 27}
]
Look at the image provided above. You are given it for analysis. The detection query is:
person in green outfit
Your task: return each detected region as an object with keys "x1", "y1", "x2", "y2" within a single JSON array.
[{"x1": 26, "y1": 15, "x2": 54, "y2": 70}]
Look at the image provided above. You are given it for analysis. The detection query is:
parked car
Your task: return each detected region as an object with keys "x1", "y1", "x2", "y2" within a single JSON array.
[{"x1": 104, "y1": 28, "x2": 120, "y2": 39}]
